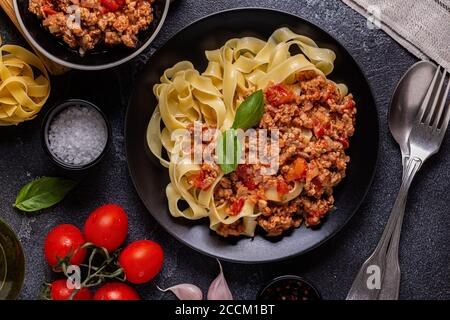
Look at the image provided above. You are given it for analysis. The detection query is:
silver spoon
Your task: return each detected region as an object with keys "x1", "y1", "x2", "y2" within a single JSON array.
[
  {"x1": 379, "y1": 61, "x2": 437, "y2": 299},
  {"x1": 347, "y1": 61, "x2": 436, "y2": 300}
]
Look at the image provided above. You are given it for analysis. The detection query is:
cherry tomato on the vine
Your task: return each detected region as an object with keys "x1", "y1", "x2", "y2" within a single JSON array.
[
  {"x1": 44, "y1": 224, "x2": 86, "y2": 268},
  {"x1": 118, "y1": 240, "x2": 164, "y2": 284},
  {"x1": 93, "y1": 282, "x2": 140, "y2": 300},
  {"x1": 84, "y1": 204, "x2": 128, "y2": 251},
  {"x1": 49, "y1": 279, "x2": 92, "y2": 300}
]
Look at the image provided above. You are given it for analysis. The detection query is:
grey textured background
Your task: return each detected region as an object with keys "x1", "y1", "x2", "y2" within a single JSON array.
[{"x1": 1, "y1": 0, "x2": 449, "y2": 300}]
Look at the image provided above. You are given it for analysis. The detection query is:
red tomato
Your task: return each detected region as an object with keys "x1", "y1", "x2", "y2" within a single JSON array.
[
  {"x1": 236, "y1": 164, "x2": 257, "y2": 190},
  {"x1": 44, "y1": 224, "x2": 86, "y2": 268},
  {"x1": 93, "y1": 282, "x2": 140, "y2": 300},
  {"x1": 50, "y1": 280, "x2": 92, "y2": 300},
  {"x1": 84, "y1": 204, "x2": 128, "y2": 251},
  {"x1": 265, "y1": 83, "x2": 295, "y2": 107},
  {"x1": 118, "y1": 240, "x2": 164, "y2": 284},
  {"x1": 277, "y1": 180, "x2": 290, "y2": 195},
  {"x1": 230, "y1": 198, "x2": 245, "y2": 215}
]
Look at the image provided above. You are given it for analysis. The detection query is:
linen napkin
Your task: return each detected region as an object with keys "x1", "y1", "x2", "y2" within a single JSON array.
[{"x1": 341, "y1": 0, "x2": 450, "y2": 70}]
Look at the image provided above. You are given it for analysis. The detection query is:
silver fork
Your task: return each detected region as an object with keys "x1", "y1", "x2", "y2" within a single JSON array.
[{"x1": 347, "y1": 66, "x2": 450, "y2": 300}]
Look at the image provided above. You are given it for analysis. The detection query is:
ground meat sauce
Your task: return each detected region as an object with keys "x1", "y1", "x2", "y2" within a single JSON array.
[
  {"x1": 28, "y1": 0, "x2": 154, "y2": 54},
  {"x1": 213, "y1": 70, "x2": 356, "y2": 237}
]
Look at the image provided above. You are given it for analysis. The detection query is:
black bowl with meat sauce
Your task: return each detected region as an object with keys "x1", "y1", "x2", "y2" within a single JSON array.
[{"x1": 13, "y1": 0, "x2": 170, "y2": 70}]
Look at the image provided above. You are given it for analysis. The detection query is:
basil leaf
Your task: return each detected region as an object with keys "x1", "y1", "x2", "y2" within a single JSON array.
[
  {"x1": 13, "y1": 177, "x2": 77, "y2": 212},
  {"x1": 232, "y1": 90, "x2": 265, "y2": 129},
  {"x1": 217, "y1": 129, "x2": 242, "y2": 175}
]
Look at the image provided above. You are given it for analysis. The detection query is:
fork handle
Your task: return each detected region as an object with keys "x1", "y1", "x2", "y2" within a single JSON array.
[
  {"x1": 379, "y1": 156, "x2": 422, "y2": 299},
  {"x1": 346, "y1": 157, "x2": 422, "y2": 300}
]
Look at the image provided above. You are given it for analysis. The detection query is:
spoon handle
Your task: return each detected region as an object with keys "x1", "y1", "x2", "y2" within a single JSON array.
[
  {"x1": 346, "y1": 157, "x2": 421, "y2": 300},
  {"x1": 378, "y1": 156, "x2": 409, "y2": 300}
]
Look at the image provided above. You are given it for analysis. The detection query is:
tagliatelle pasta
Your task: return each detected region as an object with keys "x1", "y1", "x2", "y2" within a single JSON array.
[
  {"x1": 147, "y1": 28, "x2": 349, "y2": 237},
  {"x1": 0, "y1": 39, "x2": 50, "y2": 126}
]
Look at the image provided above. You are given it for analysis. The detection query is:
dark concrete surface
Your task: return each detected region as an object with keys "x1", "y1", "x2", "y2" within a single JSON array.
[{"x1": 0, "y1": 0, "x2": 449, "y2": 300}]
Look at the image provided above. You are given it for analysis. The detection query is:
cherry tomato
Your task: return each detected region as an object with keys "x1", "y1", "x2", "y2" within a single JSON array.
[
  {"x1": 93, "y1": 282, "x2": 140, "y2": 300},
  {"x1": 118, "y1": 240, "x2": 164, "y2": 284},
  {"x1": 49, "y1": 279, "x2": 92, "y2": 300},
  {"x1": 44, "y1": 224, "x2": 86, "y2": 268},
  {"x1": 84, "y1": 204, "x2": 128, "y2": 252}
]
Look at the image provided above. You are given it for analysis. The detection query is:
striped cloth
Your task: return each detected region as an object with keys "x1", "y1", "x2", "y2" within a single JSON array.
[{"x1": 342, "y1": 0, "x2": 450, "y2": 69}]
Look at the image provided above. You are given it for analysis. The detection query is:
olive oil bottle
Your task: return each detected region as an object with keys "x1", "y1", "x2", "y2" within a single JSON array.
[{"x1": 0, "y1": 219, "x2": 25, "y2": 299}]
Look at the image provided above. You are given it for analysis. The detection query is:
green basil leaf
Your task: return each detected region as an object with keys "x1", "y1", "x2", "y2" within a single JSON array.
[
  {"x1": 232, "y1": 90, "x2": 265, "y2": 129},
  {"x1": 217, "y1": 129, "x2": 242, "y2": 175},
  {"x1": 13, "y1": 177, "x2": 77, "y2": 212}
]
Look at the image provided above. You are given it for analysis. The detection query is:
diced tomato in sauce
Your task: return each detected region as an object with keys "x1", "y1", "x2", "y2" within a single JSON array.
[
  {"x1": 187, "y1": 170, "x2": 211, "y2": 190},
  {"x1": 42, "y1": 5, "x2": 57, "y2": 15},
  {"x1": 277, "y1": 180, "x2": 290, "y2": 195},
  {"x1": 342, "y1": 99, "x2": 355, "y2": 111},
  {"x1": 286, "y1": 158, "x2": 307, "y2": 182},
  {"x1": 311, "y1": 178, "x2": 322, "y2": 193},
  {"x1": 313, "y1": 118, "x2": 330, "y2": 139},
  {"x1": 265, "y1": 83, "x2": 296, "y2": 107},
  {"x1": 236, "y1": 164, "x2": 257, "y2": 190},
  {"x1": 230, "y1": 198, "x2": 245, "y2": 216},
  {"x1": 339, "y1": 137, "x2": 349, "y2": 149},
  {"x1": 101, "y1": 0, "x2": 124, "y2": 12}
]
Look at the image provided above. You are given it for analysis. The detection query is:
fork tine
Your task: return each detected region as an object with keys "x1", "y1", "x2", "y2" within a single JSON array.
[
  {"x1": 433, "y1": 71, "x2": 450, "y2": 130},
  {"x1": 416, "y1": 65, "x2": 442, "y2": 124},
  {"x1": 426, "y1": 70, "x2": 448, "y2": 126},
  {"x1": 437, "y1": 87, "x2": 450, "y2": 135},
  {"x1": 438, "y1": 100, "x2": 450, "y2": 135}
]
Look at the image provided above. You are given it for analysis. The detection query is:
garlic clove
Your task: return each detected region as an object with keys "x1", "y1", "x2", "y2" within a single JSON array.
[
  {"x1": 207, "y1": 259, "x2": 233, "y2": 300},
  {"x1": 157, "y1": 284, "x2": 203, "y2": 300}
]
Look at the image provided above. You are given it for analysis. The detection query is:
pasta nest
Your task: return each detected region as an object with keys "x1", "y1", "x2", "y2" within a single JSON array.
[{"x1": 0, "y1": 37, "x2": 50, "y2": 126}]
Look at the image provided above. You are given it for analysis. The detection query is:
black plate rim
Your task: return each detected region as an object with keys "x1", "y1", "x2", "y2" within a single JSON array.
[
  {"x1": 13, "y1": 0, "x2": 170, "y2": 70},
  {"x1": 125, "y1": 7, "x2": 380, "y2": 264}
]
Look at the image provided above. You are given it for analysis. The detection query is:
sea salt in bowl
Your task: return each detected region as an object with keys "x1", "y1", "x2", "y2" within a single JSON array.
[{"x1": 42, "y1": 99, "x2": 111, "y2": 171}]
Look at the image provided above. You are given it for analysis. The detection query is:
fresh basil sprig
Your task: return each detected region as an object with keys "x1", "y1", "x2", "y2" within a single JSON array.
[
  {"x1": 218, "y1": 90, "x2": 265, "y2": 174},
  {"x1": 231, "y1": 90, "x2": 265, "y2": 130},
  {"x1": 13, "y1": 177, "x2": 77, "y2": 212},
  {"x1": 218, "y1": 129, "x2": 242, "y2": 175}
]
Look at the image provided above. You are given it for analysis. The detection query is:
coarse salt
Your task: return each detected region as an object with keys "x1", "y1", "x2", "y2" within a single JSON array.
[{"x1": 48, "y1": 105, "x2": 107, "y2": 166}]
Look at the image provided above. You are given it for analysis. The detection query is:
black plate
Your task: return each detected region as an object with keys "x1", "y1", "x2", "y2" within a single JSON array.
[
  {"x1": 14, "y1": 0, "x2": 169, "y2": 70},
  {"x1": 126, "y1": 8, "x2": 379, "y2": 263}
]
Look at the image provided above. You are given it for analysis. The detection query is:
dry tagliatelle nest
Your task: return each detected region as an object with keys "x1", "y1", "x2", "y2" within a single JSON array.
[{"x1": 0, "y1": 37, "x2": 50, "y2": 125}]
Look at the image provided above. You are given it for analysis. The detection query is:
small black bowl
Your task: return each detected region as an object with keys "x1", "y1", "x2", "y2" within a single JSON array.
[
  {"x1": 257, "y1": 275, "x2": 322, "y2": 301},
  {"x1": 14, "y1": 0, "x2": 170, "y2": 70},
  {"x1": 41, "y1": 99, "x2": 111, "y2": 171}
]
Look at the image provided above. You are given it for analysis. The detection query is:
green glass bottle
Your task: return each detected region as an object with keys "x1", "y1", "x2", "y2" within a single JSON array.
[{"x1": 0, "y1": 218, "x2": 25, "y2": 300}]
